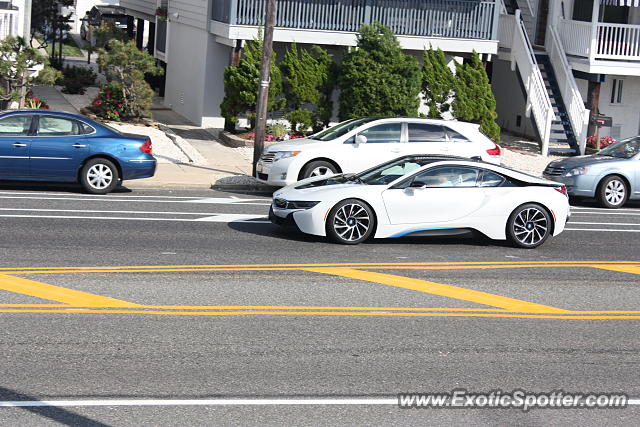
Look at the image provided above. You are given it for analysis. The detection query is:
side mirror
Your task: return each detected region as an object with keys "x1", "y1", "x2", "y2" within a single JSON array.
[{"x1": 355, "y1": 135, "x2": 367, "y2": 145}]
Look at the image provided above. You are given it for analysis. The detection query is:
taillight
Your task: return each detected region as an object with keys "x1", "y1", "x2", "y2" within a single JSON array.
[
  {"x1": 555, "y1": 185, "x2": 568, "y2": 197},
  {"x1": 140, "y1": 140, "x2": 152, "y2": 154},
  {"x1": 486, "y1": 144, "x2": 501, "y2": 156}
]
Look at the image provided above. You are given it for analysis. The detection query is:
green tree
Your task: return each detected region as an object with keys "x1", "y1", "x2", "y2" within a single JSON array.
[
  {"x1": 338, "y1": 22, "x2": 421, "y2": 120},
  {"x1": 422, "y1": 47, "x2": 454, "y2": 119},
  {"x1": 97, "y1": 40, "x2": 163, "y2": 118},
  {"x1": 452, "y1": 51, "x2": 501, "y2": 143},
  {"x1": 220, "y1": 31, "x2": 284, "y2": 132},
  {"x1": 0, "y1": 36, "x2": 60, "y2": 107},
  {"x1": 281, "y1": 43, "x2": 334, "y2": 133},
  {"x1": 30, "y1": 0, "x2": 74, "y2": 62}
]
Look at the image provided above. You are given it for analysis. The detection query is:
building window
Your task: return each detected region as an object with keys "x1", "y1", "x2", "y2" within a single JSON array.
[
  {"x1": 611, "y1": 79, "x2": 623, "y2": 104},
  {"x1": 610, "y1": 124, "x2": 622, "y2": 140}
]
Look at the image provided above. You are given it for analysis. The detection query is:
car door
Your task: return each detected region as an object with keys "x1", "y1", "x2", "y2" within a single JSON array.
[
  {"x1": 29, "y1": 115, "x2": 90, "y2": 179},
  {"x1": 382, "y1": 166, "x2": 486, "y2": 224},
  {"x1": 0, "y1": 114, "x2": 33, "y2": 178},
  {"x1": 403, "y1": 122, "x2": 450, "y2": 156},
  {"x1": 344, "y1": 122, "x2": 404, "y2": 172}
]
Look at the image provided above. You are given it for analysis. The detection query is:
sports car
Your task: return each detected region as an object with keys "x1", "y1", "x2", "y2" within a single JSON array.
[{"x1": 270, "y1": 155, "x2": 570, "y2": 248}]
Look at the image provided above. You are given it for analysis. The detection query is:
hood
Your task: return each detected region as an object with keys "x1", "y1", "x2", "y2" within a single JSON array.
[
  {"x1": 274, "y1": 174, "x2": 362, "y2": 198},
  {"x1": 547, "y1": 155, "x2": 621, "y2": 169},
  {"x1": 265, "y1": 138, "x2": 326, "y2": 152}
]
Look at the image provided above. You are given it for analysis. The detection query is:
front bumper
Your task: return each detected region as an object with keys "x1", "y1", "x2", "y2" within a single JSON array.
[
  {"x1": 269, "y1": 201, "x2": 330, "y2": 237},
  {"x1": 542, "y1": 174, "x2": 597, "y2": 198},
  {"x1": 256, "y1": 158, "x2": 299, "y2": 187}
]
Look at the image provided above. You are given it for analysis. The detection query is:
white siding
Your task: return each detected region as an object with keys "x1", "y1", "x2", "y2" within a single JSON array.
[
  {"x1": 120, "y1": 0, "x2": 156, "y2": 17},
  {"x1": 170, "y1": 0, "x2": 208, "y2": 30}
]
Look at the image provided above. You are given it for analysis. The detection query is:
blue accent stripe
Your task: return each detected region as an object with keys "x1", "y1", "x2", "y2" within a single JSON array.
[{"x1": 390, "y1": 227, "x2": 469, "y2": 238}]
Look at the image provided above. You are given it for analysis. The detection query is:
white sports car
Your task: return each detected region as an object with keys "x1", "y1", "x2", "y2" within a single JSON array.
[{"x1": 269, "y1": 155, "x2": 570, "y2": 248}]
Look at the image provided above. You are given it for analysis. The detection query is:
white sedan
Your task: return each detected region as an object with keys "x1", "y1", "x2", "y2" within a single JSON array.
[
  {"x1": 256, "y1": 117, "x2": 501, "y2": 187},
  {"x1": 269, "y1": 156, "x2": 570, "y2": 248}
]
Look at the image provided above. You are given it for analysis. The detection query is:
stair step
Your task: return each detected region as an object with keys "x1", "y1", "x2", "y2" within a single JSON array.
[{"x1": 548, "y1": 147, "x2": 579, "y2": 155}]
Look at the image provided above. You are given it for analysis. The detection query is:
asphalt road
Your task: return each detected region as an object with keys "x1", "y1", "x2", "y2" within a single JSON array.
[{"x1": 0, "y1": 184, "x2": 639, "y2": 425}]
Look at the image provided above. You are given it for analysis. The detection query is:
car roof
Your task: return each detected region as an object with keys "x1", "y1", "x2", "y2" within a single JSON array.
[{"x1": 1, "y1": 110, "x2": 91, "y2": 119}]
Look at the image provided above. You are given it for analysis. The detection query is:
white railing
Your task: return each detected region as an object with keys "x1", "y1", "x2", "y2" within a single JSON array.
[
  {"x1": 547, "y1": 27, "x2": 590, "y2": 155},
  {"x1": 0, "y1": 10, "x2": 19, "y2": 40},
  {"x1": 596, "y1": 22, "x2": 640, "y2": 60},
  {"x1": 557, "y1": 19, "x2": 591, "y2": 57},
  {"x1": 509, "y1": 10, "x2": 553, "y2": 155}
]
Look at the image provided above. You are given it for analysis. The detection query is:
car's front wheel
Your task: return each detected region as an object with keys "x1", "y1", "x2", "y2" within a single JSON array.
[
  {"x1": 301, "y1": 160, "x2": 337, "y2": 179},
  {"x1": 326, "y1": 199, "x2": 375, "y2": 245},
  {"x1": 80, "y1": 158, "x2": 119, "y2": 194},
  {"x1": 597, "y1": 175, "x2": 628, "y2": 208},
  {"x1": 506, "y1": 203, "x2": 552, "y2": 249}
]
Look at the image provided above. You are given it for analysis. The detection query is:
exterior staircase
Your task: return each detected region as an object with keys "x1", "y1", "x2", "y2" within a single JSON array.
[{"x1": 535, "y1": 54, "x2": 580, "y2": 155}]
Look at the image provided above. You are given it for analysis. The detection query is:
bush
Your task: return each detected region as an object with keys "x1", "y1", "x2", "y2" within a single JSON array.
[
  {"x1": 422, "y1": 47, "x2": 454, "y2": 119},
  {"x1": 24, "y1": 90, "x2": 50, "y2": 109},
  {"x1": 88, "y1": 83, "x2": 127, "y2": 121},
  {"x1": 267, "y1": 121, "x2": 290, "y2": 138},
  {"x1": 59, "y1": 65, "x2": 97, "y2": 94},
  {"x1": 587, "y1": 135, "x2": 616, "y2": 150},
  {"x1": 338, "y1": 23, "x2": 421, "y2": 120},
  {"x1": 284, "y1": 109, "x2": 314, "y2": 134}
]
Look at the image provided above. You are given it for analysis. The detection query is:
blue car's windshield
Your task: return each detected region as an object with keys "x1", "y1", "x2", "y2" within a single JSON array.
[
  {"x1": 308, "y1": 118, "x2": 378, "y2": 141},
  {"x1": 598, "y1": 137, "x2": 640, "y2": 159}
]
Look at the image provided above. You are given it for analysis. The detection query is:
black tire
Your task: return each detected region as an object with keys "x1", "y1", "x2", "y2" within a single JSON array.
[
  {"x1": 326, "y1": 199, "x2": 375, "y2": 245},
  {"x1": 80, "y1": 158, "x2": 119, "y2": 194},
  {"x1": 506, "y1": 203, "x2": 552, "y2": 249},
  {"x1": 597, "y1": 175, "x2": 628, "y2": 209},
  {"x1": 301, "y1": 160, "x2": 338, "y2": 179}
]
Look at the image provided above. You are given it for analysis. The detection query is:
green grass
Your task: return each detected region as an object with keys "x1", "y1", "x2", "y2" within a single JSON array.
[{"x1": 38, "y1": 36, "x2": 84, "y2": 58}]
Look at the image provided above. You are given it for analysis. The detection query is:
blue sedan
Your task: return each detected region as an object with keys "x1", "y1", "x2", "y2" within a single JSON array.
[{"x1": 0, "y1": 110, "x2": 156, "y2": 194}]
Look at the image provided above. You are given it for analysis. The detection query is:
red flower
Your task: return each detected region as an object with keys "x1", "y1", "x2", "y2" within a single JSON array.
[{"x1": 94, "y1": 100, "x2": 103, "y2": 106}]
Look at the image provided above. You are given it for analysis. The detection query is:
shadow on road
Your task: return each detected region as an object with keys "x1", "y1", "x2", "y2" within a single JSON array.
[
  {"x1": 0, "y1": 181, "x2": 133, "y2": 194},
  {"x1": 0, "y1": 386, "x2": 109, "y2": 427}
]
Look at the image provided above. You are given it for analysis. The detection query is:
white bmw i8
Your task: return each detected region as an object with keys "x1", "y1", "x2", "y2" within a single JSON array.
[{"x1": 269, "y1": 155, "x2": 570, "y2": 248}]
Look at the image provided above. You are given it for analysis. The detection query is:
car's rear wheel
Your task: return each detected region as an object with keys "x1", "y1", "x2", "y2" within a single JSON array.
[
  {"x1": 597, "y1": 175, "x2": 628, "y2": 208},
  {"x1": 80, "y1": 158, "x2": 119, "y2": 194},
  {"x1": 506, "y1": 203, "x2": 552, "y2": 249},
  {"x1": 326, "y1": 199, "x2": 375, "y2": 245},
  {"x1": 301, "y1": 160, "x2": 337, "y2": 179}
]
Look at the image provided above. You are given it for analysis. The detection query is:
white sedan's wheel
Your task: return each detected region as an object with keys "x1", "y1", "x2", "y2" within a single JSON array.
[
  {"x1": 507, "y1": 203, "x2": 551, "y2": 249},
  {"x1": 598, "y1": 175, "x2": 628, "y2": 208},
  {"x1": 80, "y1": 158, "x2": 119, "y2": 194},
  {"x1": 326, "y1": 199, "x2": 375, "y2": 245}
]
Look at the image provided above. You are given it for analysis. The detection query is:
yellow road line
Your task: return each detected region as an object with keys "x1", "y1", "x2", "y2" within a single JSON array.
[
  {"x1": 0, "y1": 274, "x2": 142, "y2": 307},
  {"x1": 591, "y1": 264, "x2": 640, "y2": 275},
  {"x1": 0, "y1": 308, "x2": 639, "y2": 319},
  {"x1": 306, "y1": 267, "x2": 570, "y2": 314}
]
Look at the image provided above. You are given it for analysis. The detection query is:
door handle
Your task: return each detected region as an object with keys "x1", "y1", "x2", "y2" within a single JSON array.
[
  {"x1": 12, "y1": 143, "x2": 27, "y2": 147},
  {"x1": 72, "y1": 144, "x2": 87, "y2": 148}
]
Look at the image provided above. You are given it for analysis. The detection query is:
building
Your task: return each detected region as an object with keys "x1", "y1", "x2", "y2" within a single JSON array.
[
  {"x1": 0, "y1": 0, "x2": 30, "y2": 40},
  {"x1": 116, "y1": 0, "x2": 640, "y2": 155}
]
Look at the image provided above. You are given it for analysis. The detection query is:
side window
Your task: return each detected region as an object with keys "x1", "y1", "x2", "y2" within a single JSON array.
[
  {"x1": 408, "y1": 123, "x2": 446, "y2": 143},
  {"x1": 0, "y1": 115, "x2": 32, "y2": 136},
  {"x1": 358, "y1": 123, "x2": 402, "y2": 143},
  {"x1": 479, "y1": 170, "x2": 505, "y2": 187},
  {"x1": 445, "y1": 128, "x2": 470, "y2": 142},
  {"x1": 79, "y1": 123, "x2": 96, "y2": 135},
  {"x1": 37, "y1": 117, "x2": 82, "y2": 136},
  {"x1": 411, "y1": 167, "x2": 481, "y2": 188}
]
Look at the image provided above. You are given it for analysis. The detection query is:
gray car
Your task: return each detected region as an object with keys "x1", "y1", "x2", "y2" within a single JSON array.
[{"x1": 542, "y1": 137, "x2": 640, "y2": 208}]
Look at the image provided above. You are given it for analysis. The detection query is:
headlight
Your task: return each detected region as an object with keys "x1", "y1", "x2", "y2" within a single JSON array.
[
  {"x1": 273, "y1": 199, "x2": 320, "y2": 210},
  {"x1": 273, "y1": 151, "x2": 301, "y2": 162},
  {"x1": 564, "y1": 166, "x2": 589, "y2": 177}
]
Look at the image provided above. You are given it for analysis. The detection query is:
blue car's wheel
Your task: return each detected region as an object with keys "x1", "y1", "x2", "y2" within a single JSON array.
[
  {"x1": 597, "y1": 175, "x2": 628, "y2": 209},
  {"x1": 80, "y1": 158, "x2": 119, "y2": 194}
]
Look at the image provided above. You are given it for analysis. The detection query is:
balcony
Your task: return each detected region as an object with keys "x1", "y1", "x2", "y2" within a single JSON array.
[
  {"x1": 211, "y1": 0, "x2": 500, "y2": 52},
  {"x1": 556, "y1": 18, "x2": 640, "y2": 75}
]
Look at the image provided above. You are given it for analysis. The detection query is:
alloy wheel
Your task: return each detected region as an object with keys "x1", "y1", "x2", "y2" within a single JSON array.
[
  {"x1": 310, "y1": 166, "x2": 332, "y2": 177},
  {"x1": 605, "y1": 179, "x2": 626, "y2": 206},
  {"x1": 512, "y1": 207, "x2": 549, "y2": 247},
  {"x1": 87, "y1": 164, "x2": 113, "y2": 190},
  {"x1": 332, "y1": 203, "x2": 371, "y2": 242}
]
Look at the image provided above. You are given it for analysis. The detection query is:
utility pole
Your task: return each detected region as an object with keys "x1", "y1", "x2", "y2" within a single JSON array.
[{"x1": 252, "y1": 0, "x2": 276, "y2": 176}]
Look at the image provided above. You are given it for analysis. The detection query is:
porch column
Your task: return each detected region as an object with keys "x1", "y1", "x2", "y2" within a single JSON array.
[
  {"x1": 136, "y1": 18, "x2": 145, "y2": 50},
  {"x1": 147, "y1": 21, "x2": 156, "y2": 56},
  {"x1": 589, "y1": 0, "x2": 600, "y2": 62},
  {"x1": 586, "y1": 80, "x2": 601, "y2": 144}
]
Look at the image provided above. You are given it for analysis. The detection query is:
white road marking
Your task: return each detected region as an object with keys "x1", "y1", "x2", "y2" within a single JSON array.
[
  {"x1": 571, "y1": 206, "x2": 640, "y2": 212},
  {"x1": 0, "y1": 214, "x2": 269, "y2": 223},
  {"x1": 569, "y1": 222, "x2": 640, "y2": 226},
  {"x1": 0, "y1": 208, "x2": 265, "y2": 216},
  {"x1": 0, "y1": 195, "x2": 270, "y2": 205},
  {"x1": 0, "y1": 398, "x2": 638, "y2": 407},
  {"x1": 565, "y1": 228, "x2": 640, "y2": 232},
  {"x1": 0, "y1": 191, "x2": 248, "y2": 200},
  {"x1": 184, "y1": 197, "x2": 269, "y2": 204}
]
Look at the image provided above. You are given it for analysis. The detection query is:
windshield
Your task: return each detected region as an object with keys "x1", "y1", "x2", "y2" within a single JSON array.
[
  {"x1": 309, "y1": 118, "x2": 378, "y2": 141},
  {"x1": 597, "y1": 137, "x2": 640, "y2": 159},
  {"x1": 355, "y1": 156, "x2": 439, "y2": 185}
]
